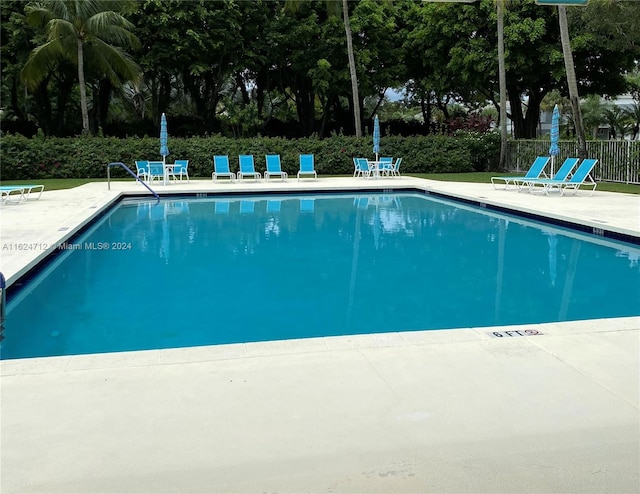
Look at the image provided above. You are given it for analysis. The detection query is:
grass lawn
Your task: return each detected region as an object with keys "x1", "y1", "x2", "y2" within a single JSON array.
[{"x1": 1, "y1": 174, "x2": 638, "y2": 194}]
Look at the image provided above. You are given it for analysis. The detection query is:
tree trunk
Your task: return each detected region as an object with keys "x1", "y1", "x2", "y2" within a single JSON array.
[
  {"x1": 34, "y1": 80, "x2": 52, "y2": 136},
  {"x1": 558, "y1": 6, "x2": 587, "y2": 160},
  {"x1": 97, "y1": 78, "x2": 112, "y2": 133},
  {"x1": 10, "y1": 77, "x2": 24, "y2": 121},
  {"x1": 420, "y1": 94, "x2": 433, "y2": 132},
  {"x1": 497, "y1": 1, "x2": 508, "y2": 170},
  {"x1": 507, "y1": 87, "x2": 546, "y2": 139},
  {"x1": 77, "y1": 38, "x2": 90, "y2": 135},
  {"x1": 342, "y1": 0, "x2": 361, "y2": 137},
  {"x1": 54, "y1": 72, "x2": 75, "y2": 135}
]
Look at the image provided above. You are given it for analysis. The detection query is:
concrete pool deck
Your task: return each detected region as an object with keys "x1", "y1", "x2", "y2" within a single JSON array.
[{"x1": 1, "y1": 177, "x2": 639, "y2": 493}]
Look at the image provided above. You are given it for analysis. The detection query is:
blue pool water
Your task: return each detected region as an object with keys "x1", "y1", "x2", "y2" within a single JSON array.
[{"x1": 2, "y1": 192, "x2": 639, "y2": 359}]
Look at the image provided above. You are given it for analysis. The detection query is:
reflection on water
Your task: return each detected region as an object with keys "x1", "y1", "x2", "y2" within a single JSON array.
[{"x1": 3, "y1": 192, "x2": 639, "y2": 359}]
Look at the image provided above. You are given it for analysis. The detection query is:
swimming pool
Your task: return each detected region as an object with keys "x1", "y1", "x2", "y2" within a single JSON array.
[{"x1": 2, "y1": 191, "x2": 639, "y2": 359}]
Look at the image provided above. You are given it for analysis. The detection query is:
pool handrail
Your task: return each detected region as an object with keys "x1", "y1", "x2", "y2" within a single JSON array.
[{"x1": 107, "y1": 162, "x2": 160, "y2": 202}]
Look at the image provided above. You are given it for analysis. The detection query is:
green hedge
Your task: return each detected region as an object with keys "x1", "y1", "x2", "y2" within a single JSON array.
[{"x1": 0, "y1": 132, "x2": 500, "y2": 180}]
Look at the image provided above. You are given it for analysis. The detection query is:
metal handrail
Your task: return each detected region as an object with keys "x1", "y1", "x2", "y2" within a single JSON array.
[{"x1": 107, "y1": 162, "x2": 160, "y2": 202}]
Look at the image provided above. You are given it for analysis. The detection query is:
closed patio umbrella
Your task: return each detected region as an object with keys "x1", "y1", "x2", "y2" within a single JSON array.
[
  {"x1": 373, "y1": 115, "x2": 380, "y2": 162},
  {"x1": 549, "y1": 104, "x2": 560, "y2": 178},
  {"x1": 160, "y1": 113, "x2": 169, "y2": 165}
]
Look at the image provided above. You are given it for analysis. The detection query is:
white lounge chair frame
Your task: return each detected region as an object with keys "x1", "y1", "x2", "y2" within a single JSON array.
[
  {"x1": 297, "y1": 154, "x2": 317, "y2": 181},
  {"x1": 171, "y1": 159, "x2": 190, "y2": 182},
  {"x1": 0, "y1": 185, "x2": 44, "y2": 204},
  {"x1": 237, "y1": 155, "x2": 261, "y2": 182},
  {"x1": 264, "y1": 155, "x2": 288, "y2": 181},
  {"x1": 212, "y1": 155, "x2": 236, "y2": 182}
]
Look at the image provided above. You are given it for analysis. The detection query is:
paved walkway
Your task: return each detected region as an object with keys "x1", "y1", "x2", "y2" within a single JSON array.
[{"x1": 1, "y1": 177, "x2": 639, "y2": 493}]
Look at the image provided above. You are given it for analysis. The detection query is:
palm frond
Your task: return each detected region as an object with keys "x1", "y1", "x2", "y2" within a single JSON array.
[
  {"x1": 46, "y1": 18, "x2": 76, "y2": 42},
  {"x1": 85, "y1": 14, "x2": 140, "y2": 49},
  {"x1": 20, "y1": 40, "x2": 65, "y2": 89},
  {"x1": 24, "y1": 3, "x2": 55, "y2": 27},
  {"x1": 89, "y1": 10, "x2": 135, "y2": 28},
  {"x1": 69, "y1": 0, "x2": 104, "y2": 22},
  {"x1": 87, "y1": 37, "x2": 142, "y2": 87}
]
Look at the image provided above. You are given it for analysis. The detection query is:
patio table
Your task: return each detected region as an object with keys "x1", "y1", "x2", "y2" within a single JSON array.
[
  {"x1": 367, "y1": 160, "x2": 383, "y2": 179},
  {"x1": 163, "y1": 163, "x2": 176, "y2": 185}
]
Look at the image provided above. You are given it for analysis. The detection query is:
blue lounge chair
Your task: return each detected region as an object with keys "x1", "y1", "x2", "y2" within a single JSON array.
[
  {"x1": 353, "y1": 157, "x2": 371, "y2": 178},
  {"x1": 148, "y1": 161, "x2": 165, "y2": 182},
  {"x1": 491, "y1": 156, "x2": 550, "y2": 190},
  {"x1": 378, "y1": 157, "x2": 394, "y2": 176},
  {"x1": 0, "y1": 184, "x2": 44, "y2": 204},
  {"x1": 383, "y1": 157, "x2": 402, "y2": 177},
  {"x1": 264, "y1": 154, "x2": 288, "y2": 181},
  {"x1": 1, "y1": 186, "x2": 25, "y2": 204},
  {"x1": 238, "y1": 155, "x2": 261, "y2": 182},
  {"x1": 524, "y1": 159, "x2": 599, "y2": 196},
  {"x1": 171, "y1": 159, "x2": 189, "y2": 182},
  {"x1": 297, "y1": 154, "x2": 317, "y2": 181},
  {"x1": 135, "y1": 160, "x2": 149, "y2": 181},
  {"x1": 517, "y1": 157, "x2": 580, "y2": 192},
  {"x1": 212, "y1": 155, "x2": 236, "y2": 182},
  {"x1": 389, "y1": 158, "x2": 402, "y2": 177}
]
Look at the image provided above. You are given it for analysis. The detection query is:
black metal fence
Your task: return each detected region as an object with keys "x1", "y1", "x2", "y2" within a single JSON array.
[{"x1": 506, "y1": 140, "x2": 640, "y2": 184}]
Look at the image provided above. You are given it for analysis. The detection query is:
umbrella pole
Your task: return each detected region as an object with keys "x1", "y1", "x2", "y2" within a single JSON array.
[
  {"x1": 550, "y1": 155, "x2": 555, "y2": 179},
  {"x1": 162, "y1": 155, "x2": 167, "y2": 185}
]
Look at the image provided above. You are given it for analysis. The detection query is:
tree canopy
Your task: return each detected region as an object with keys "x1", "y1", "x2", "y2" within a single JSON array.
[{"x1": 2, "y1": 0, "x2": 639, "y2": 138}]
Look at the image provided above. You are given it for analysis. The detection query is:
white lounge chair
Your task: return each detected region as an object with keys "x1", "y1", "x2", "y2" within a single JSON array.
[
  {"x1": 353, "y1": 157, "x2": 371, "y2": 178},
  {"x1": 238, "y1": 155, "x2": 261, "y2": 182},
  {"x1": 135, "y1": 160, "x2": 149, "y2": 181},
  {"x1": 523, "y1": 159, "x2": 599, "y2": 196},
  {"x1": 491, "y1": 156, "x2": 550, "y2": 190},
  {"x1": 171, "y1": 159, "x2": 189, "y2": 182},
  {"x1": 0, "y1": 184, "x2": 44, "y2": 204},
  {"x1": 264, "y1": 154, "x2": 288, "y2": 181},
  {"x1": 148, "y1": 162, "x2": 164, "y2": 182},
  {"x1": 378, "y1": 157, "x2": 394, "y2": 176},
  {"x1": 297, "y1": 154, "x2": 317, "y2": 181},
  {"x1": 517, "y1": 157, "x2": 580, "y2": 193},
  {"x1": 386, "y1": 157, "x2": 402, "y2": 177},
  {"x1": 212, "y1": 155, "x2": 236, "y2": 182}
]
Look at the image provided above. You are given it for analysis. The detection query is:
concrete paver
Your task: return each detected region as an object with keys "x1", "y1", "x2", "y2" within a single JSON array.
[{"x1": 1, "y1": 177, "x2": 639, "y2": 493}]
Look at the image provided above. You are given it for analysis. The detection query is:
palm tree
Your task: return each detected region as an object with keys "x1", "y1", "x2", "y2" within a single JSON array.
[
  {"x1": 557, "y1": 5, "x2": 587, "y2": 159},
  {"x1": 496, "y1": 0, "x2": 508, "y2": 170},
  {"x1": 580, "y1": 94, "x2": 606, "y2": 138},
  {"x1": 624, "y1": 102, "x2": 640, "y2": 141},
  {"x1": 603, "y1": 106, "x2": 632, "y2": 140},
  {"x1": 342, "y1": 0, "x2": 362, "y2": 137},
  {"x1": 21, "y1": 0, "x2": 141, "y2": 135}
]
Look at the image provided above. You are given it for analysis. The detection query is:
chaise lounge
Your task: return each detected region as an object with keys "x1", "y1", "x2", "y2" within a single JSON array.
[
  {"x1": 264, "y1": 154, "x2": 288, "y2": 181},
  {"x1": 521, "y1": 158, "x2": 599, "y2": 196},
  {"x1": 238, "y1": 155, "x2": 261, "y2": 182},
  {"x1": 212, "y1": 155, "x2": 236, "y2": 182},
  {"x1": 297, "y1": 154, "x2": 317, "y2": 181},
  {"x1": 0, "y1": 184, "x2": 44, "y2": 204},
  {"x1": 491, "y1": 156, "x2": 550, "y2": 190}
]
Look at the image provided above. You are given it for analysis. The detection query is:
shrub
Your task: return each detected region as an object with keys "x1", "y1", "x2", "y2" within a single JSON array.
[{"x1": 0, "y1": 132, "x2": 500, "y2": 180}]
